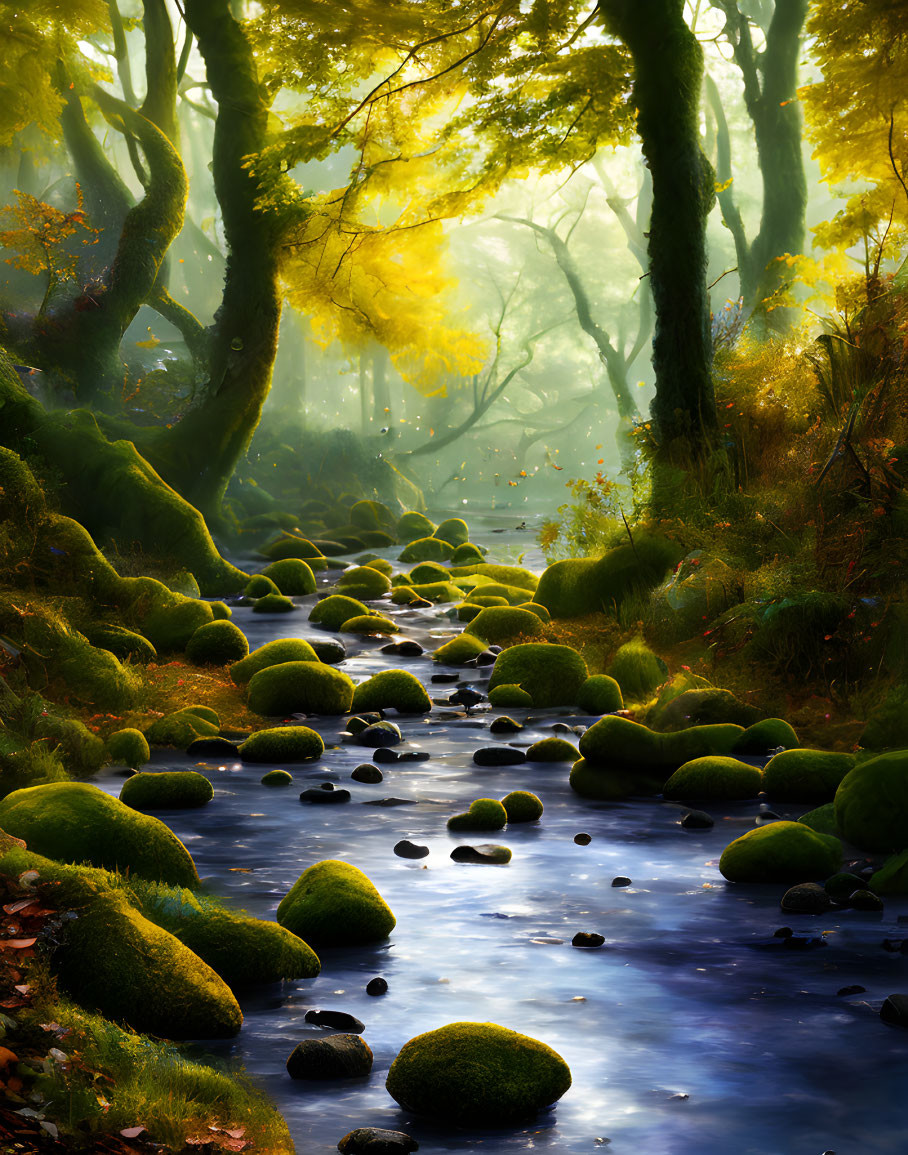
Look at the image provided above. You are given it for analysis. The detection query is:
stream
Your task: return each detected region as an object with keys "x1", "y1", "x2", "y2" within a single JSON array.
[{"x1": 95, "y1": 509, "x2": 908, "y2": 1155}]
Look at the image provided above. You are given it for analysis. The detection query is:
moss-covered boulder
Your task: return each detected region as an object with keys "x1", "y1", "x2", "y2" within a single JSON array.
[
  {"x1": 463, "y1": 582, "x2": 533, "y2": 606},
  {"x1": 663, "y1": 724, "x2": 744, "y2": 764},
  {"x1": 834, "y1": 750, "x2": 908, "y2": 852},
  {"x1": 142, "y1": 596, "x2": 214, "y2": 652},
  {"x1": 526, "y1": 737, "x2": 580, "y2": 762},
  {"x1": 245, "y1": 574, "x2": 281, "y2": 598},
  {"x1": 450, "y1": 563, "x2": 537, "y2": 592},
  {"x1": 0, "y1": 782, "x2": 198, "y2": 885},
  {"x1": 649, "y1": 686, "x2": 760, "y2": 730},
  {"x1": 230, "y1": 638, "x2": 320, "y2": 684},
  {"x1": 488, "y1": 683, "x2": 533, "y2": 707},
  {"x1": 534, "y1": 535, "x2": 681, "y2": 618},
  {"x1": 386, "y1": 1022, "x2": 571, "y2": 1125},
  {"x1": 410, "y1": 561, "x2": 451, "y2": 584},
  {"x1": 719, "y1": 821, "x2": 842, "y2": 883},
  {"x1": 488, "y1": 644, "x2": 588, "y2": 708},
  {"x1": 261, "y1": 558, "x2": 316, "y2": 595},
  {"x1": 351, "y1": 670, "x2": 431, "y2": 714},
  {"x1": 451, "y1": 543, "x2": 486, "y2": 564},
  {"x1": 309, "y1": 594, "x2": 370, "y2": 631},
  {"x1": 247, "y1": 661, "x2": 355, "y2": 716},
  {"x1": 797, "y1": 802, "x2": 840, "y2": 836},
  {"x1": 456, "y1": 602, "x2": 484, "y2": 622},
  {"x1": 106, "y1": 727, "x2": 150, "y2": 768},
  {"x1": 502, "y1": 791, "x2": 543, "y2": 823},
  {"x1": 350, "y1": 499, "x2": 397, "y2": 533},
  {"x1": 185, "y1": 620, "x2": 249, "y2": 665},
  {"x1": 447, "y1": 798, "x2": 508, "y2": 832},
  {"x1": 663, "y1": 756, "x2": 763, "y2": 801},
  {"x1": 731, "y1": 718, "x2": 800, "y2": 754},
  {"x1": 340, "y1": 614, "x2": 398, "y2": 635},
  {"x1": 569, "y1": 759, "x2": 665, "y2": 800},
  {"x1": 762, "y1": 749, "x2": 855, "y2": 802},
  {"x1": 145, "y1": 709, "x2": 218, "y2": 749},
  {"x1": 398, "y1": 536, "x2": 454, "y2": 563},
  {"x1": 260, "y1": 533, "x2": 326, "y2": 561},
  {"x1": 336, "y1": 566, "x2": 393, "y2": 600},
  {"x1": 393, "y1": 581, "x2": 462, "y2": 604},
  {"x1": 239, "y1": 726, "x2": 324, "y2": 763},
  {"x1": 578, "y1": 715, "x2": 665, "y2": 768},
  {"x1": 277, "y1": 860, "x2": 395, "y2": 946},
  {"x1": 607, "y1": 638, "x2": 667, "y2": 700},
  {"x1": 464, "y1": 607, "x2": 544, "y2": 645},
  {"x1": 33, "y1": 713, "x2": 105, "y2": 773},
  {"x1": 433, "y1": 634, "x2": 488, "y2": 665},
  {"x1": 120, "y1": 771, "x2": 213, "y2": 810},
  {"x1": 396, "y1": 511, "x2": 436, "y2": 542},
  {"x1": 516, "y1": 602, "x2": 551, "y2": 623},
  {"x1": 262, "y1": 768, "x2": 293, "y2": 785},
  {"x1": 434, "y1": 518, "x2": 469, "y2": 547},
  {"x1": 252, "y1": 593, "x2": 297, "y2": 614},
  {"x1": 360, "y1": 556, "x2": 393, "y2": 576},
  {"x1": 577, "y1": 675, "x2": 623, "y2": 715},
  {"x1": 869, "y1": 849, "x2": 908, "y2": 895},
  {"x1": 85, "y1": 623, "x2": 157, "y2": 664}
]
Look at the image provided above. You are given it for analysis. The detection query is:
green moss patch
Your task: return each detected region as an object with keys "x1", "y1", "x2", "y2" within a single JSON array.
[
  {"x1": 432, "y1": 634, "x2": 488, "y2": 665},
  {"x1": 398, "y1": 537, "x2": 454, "y2": 563},
  {"x1": 731, "y1": 718, "x2": 800, "y2": 754},
  {"x1": 336, "y1": 566, "x2": 392, "y2": 599},
  {"x1": 277, "y1": 859, "x2": 395, "y2": 946},
  {"x1": 607, "y1": 638, "x2": 667, "y2": 700},
  {"x1": 396, "y1": 511, "x2": 436, "y2": 542},
  {"x1": 340, "y1": 614, "x2": 397, "y2": 635},
  {"x1": 106, "y1": 727, "x2": 150, "y2": 768}
]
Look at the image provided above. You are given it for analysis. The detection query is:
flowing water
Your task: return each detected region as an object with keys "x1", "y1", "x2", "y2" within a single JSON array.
[{"x1": 95, "y1": 510, "x2": 908, "y2": 1155}]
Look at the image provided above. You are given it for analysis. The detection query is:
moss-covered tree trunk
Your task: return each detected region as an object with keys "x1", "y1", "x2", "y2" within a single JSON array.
[
  {"x1": 600, "y1": 0, "x2": 718, "y2": 458},
  {"x1": 153, "y1": 0, "x2": 281, "y2": 521}
]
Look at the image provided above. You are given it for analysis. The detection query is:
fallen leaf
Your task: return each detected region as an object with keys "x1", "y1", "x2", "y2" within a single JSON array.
[
  {"x1": 3, "y1": 899, "x2": 37, "y2": 915},
  {"x1": 0, "y1": 938, "x2": 37, "y2": 949},
  {"x1": 120, "y1": 1125, "x2": 146, "y2": 1138}
]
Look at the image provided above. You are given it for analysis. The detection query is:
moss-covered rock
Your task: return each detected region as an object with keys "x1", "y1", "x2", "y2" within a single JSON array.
[
  {"x1": 0, "y1": 781, "x2": 198, "y2": 885},
  {"x1": 106, "y1": 727, "x2": 150, "y2": 768},
  {"x1": 451, "y1": 543, "x2": 486, "y2": 564},
  {"x1": 309, "y1": 594, "x2": 370, "y2": 631},
  {"x1": 260, "y1": 558, "x2": 317, "y2": 596},
  {"x1": 185, "y1": 620, "x2": 249, "y2": 665},
  {"x1": 577, "y1": 675, "x2": 624, "y2": 715},
  {"x1": 252, "y1": 593, "x2": 298, "y2": 614},
  {"x1": 447, "y1": 798, "x2": 508, "y2": 832},
  {"x1": 209, "y1": 600, "x2": 232, "y2": 620},
  {"x1": 247, "y1": 662, "x2": 355, "y2": 716},
  {"x1": 261, "y1": 769, "x2": 294, "y2": 785},
  {"x1": 464, "y1": 582, "x2": 534, "y2": 606},
  {"x1": 516, "y1": 602, "x2": 551, "y2": 623},
  {"x1": 534, "y1": 535, "x2": 681, "y2": 618},
  {"x1": 834, "y1": 750, "x2": 908, "y2": 852},
  {"x1": 487, "y1": 683, "x2": 533, "y2": 707},
  {"x1": 569, "y1": 759, "x2": 665, "y2": 800},
  {"x1": 719, "y1": 821, "x2": 842, "y2": 883},
  {"x1": 762, "y1": 749, "x2": 855, "y2": 802},
  {"x1": 396, "y1": 511, "x2": 436, "y2": 542},
  {"x1": 393, "y1": 581, "x2": 462, "y2": 604},
  {"x1": 502, "y1": 791, "x2": 543, "y2": 823},
  {"x1": 277, "y1": 859, "x2": 395, "y2": 946},
  {"x1": 350, "y1": 499, "x2": 397, "y2": 533},
  {"x1": 340, "y1": 614, "x2": 397, "y2": 635},
  {"x1": 245, "y1": 574, "x2": 281, "y2": 598},
  {"x1": 385, "y1": 1022, "x2": 571, "y2": 1125},
  {"x1": 663, "y1": 756, "x2": 763, "y2": 801},
  {"x1": 607, "y1": 638, "x2": 667, "y2": 700},
  {"x1": 797, "y1": 802, "x2": 840, "y2": 836},
  {"x1": 120, "y1": 771, "x2": 214, "y2": 810},
  {"x1": 869, "y1": 849, "x2": 908, "y2": 895},
  {"x1": 230, "y1": 638, "x2": 320, "y2": 684},
  {"x1": 649, "y1": 685, "x2": 760, "y2": 731},
  {"x1": 488, "y1": 644, "x2": 588, "y2": 708},
  {"x1": 34, "y1": 713, "x2": 106, "y2": 773},
  {"x1": 731, "y1": 718, "x2": 800, "y2": 754},
  {"x1": 456, "y1": 602, "x2": 484, "y2": 622},
  {"x1": 450, "y1": 563, "x2": 537, "y2": 592},
  {"x1": 434, "y1": 518, "x2": 469, "y2": 547},
  {"x1": 260, "y1": 533, "x2": 326, "y2": 561},
  {"x1": 663, "y1": 724, "x2": 744, "y2": 764},
  {"x1": 578, "y1": 715, "x2": 664, "y2": 767},
  {"x1": 239, "y1": 726, "x2": 324, "y2": 763},
  {"x1": 142, "y1": 595, "x2": 214, "y2": 652},
  {"x1": 433, "y1": 634, "x2": 488, "y2": 664},
  {"x1": 464, "y1": 607, "x2": 544, "y2": 645},
  {"x1": 336, "y1": 566, "x2": 393, "y2": 600},
  {"x1": 351, "y1": 670, "x2": 431, "y2": 714},
  {"x1": 84, "y1": 623, "x2": 157, "y2": 664},
  {"x1": 359, "y1": 556, "x2": 394, "y2": 576},
  {"x1": 398, "y1": 536, "x2": 456, "y2": 563},
  {"x1": 410, "y1": 561, "x2": 452, "y2": 583},
  {"x1": 526, "y1": 737, "x2": 580, "y2": 762},
  {"x1": 145, "y1": 709, "x2": 218, "y2": 749}
]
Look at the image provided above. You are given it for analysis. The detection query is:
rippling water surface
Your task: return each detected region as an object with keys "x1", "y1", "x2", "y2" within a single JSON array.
[{"x1": 96, "y1": 510, "x2": 908, "y2": 1155}]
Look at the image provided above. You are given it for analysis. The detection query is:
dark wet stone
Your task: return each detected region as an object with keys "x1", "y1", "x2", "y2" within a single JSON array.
[
  {"x1": 300, "y1": 787, "x2": 352, "y2": 804},
  {"x1": 755, "y1": 809, "x2": 782, "y2": 825},
  {"x1": 366, "y1": 978, "x2": 389, "y2": 997},
  {"x1": 397, "y1": 750, "x2": 430, "y2": 762},
  {"x1": 487, "y1": 645, "x2": 503, "y2": 653},
  {"x1": 286, "y1": 1034, "x2": 372, "y2": 1080},
  {"x1": 364, "y1": 797, "x2": 417, "y2": 807},
  {"x1": 372, "y1": 748, "x2": 400, "y2": 764},
  {"x1": 552, "y1": 722, "x2": 574, "y2": 733},
  {"x1": 347, "y1": 715, "x2": 377, "y2": 736},
  {"x1": 489, "y1": 716, "x2": 523, "y2": 734},
  {"x1": 572, "y1": 932, "x2": 605, "y2": 948},
  {"x1": 356, "y1": 721, "x2": 403, "y2": 748},
  {"x1": 450, "y1": 844, "x2": 512, "y2": 864},
  {"x1": 773, "y1": 927, "x2": 793, "y2": 938},
  {"x1": 186, "y1": 736, "x2": 240, "y2": 757},
  {"x1": 880, "y1": 994, "x2": 908, "y2": 1028},
  {"x1": 337, "y1": 1127, "x2": 418, "y2": 1154},
  {"x1": 825, "y1": 872, "x2": 865, "y2": 902},
  {"x1": 352, "y1": 764, "x2": 383, "y2": 783},
  {"x1": 781, "y1": 934, "x2": 826, "y2": 951},
  {"x1": 431, "y1": 673, "x2": 460, "y2": 683},
  {"x1": 574, "y1": 833, "x2": 592, "y2": 845},
  {"x1": 780, "y1": 882, "x2": 833, "y2": 914},
  {"x1": 381, "y1": 640, "x2": 424, "y2": 656},
  {"x1": 837, "y1": 985, "x2": 866, "y2": 996},
  {"x1": 473, "y1": 746, "x2": 526, "y2": 766},
  {"x1": 681, "y1": 809, "x2": 714, "y2": 829},
  {"x1": 394, "y1": 839, "x2": 429, "y2": 859},
  {"x1": 308, "y1": 638, "x2": 347, "y2": 664},
  {"x1": 848, "y1": 889, "x2": 884, "y2": 911},
  {"x1": 611, "y1": 876, "x2": 632, "y2": 888},
  {"x1": 475, "y1": 650, "x2": 497, "y2": 666},
  {"x1": 449, "y1": 686, "x2": 484, "y2": 708},
  {"x1": 306, "y1": 1008, "x2": 365, "y2": 1032}
]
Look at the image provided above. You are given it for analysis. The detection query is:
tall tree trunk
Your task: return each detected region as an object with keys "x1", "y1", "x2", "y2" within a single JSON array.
[{"x1": 600, "y1": 0, "x2": 718, "y2": 459}]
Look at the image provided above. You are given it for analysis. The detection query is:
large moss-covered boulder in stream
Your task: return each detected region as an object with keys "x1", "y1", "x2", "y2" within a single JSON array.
[
  {"x1": 145, "y1": 708, "x2": 219, "y2": 749},
  {"x1": 261, "y1": 558, "x2": 317, "y2": 595},
  {"x1": 488, "y1": 683, "x2": 533, "y2": 707},
  {"x1": 340, "y1": 614, "x2": 397, "y2": 635},
  {"x1": 84, "y1": 623, "x2": 157, "y2": 664},
  {"x1": 570, "y1": 758, "x2": 666, "y2": 800},
  {"x1": 398, "y1": 537, "x2": 455, "y2": 563},
  {"x1": 247, "y1": 661, "x2": 355, "y2": 716},
  {"x1": 449, "y1": 563, "x2": 538, "y2": 592},
  {"x1": 185, "y1": 620, "x2": 249, "y2": 665},
  {"x1": 239, "y1": 726, "x2": 324, "y2": 763},
  {"x1": 336, "y1": 566, "x2": 393, "y2": 600},
  {"x1": 106, "y1": 727, "x2": 150, "y2": 768},
  {"x1": 141, "y1": 594, "x2": 214, "y2": 652},
  {"x1": 451, "y1": 542, "x2": 486, "y2": 564},
  {"x1": 309, "y1": 594, "x2": 369, "y2": 631},
  {"x1": 488, "y1": 644, "x2": 588, "y2": 708},
  {"x1": 464, "y1": 607, "x2": 544, "y2": 645},
  {"x1": 120, "y1": 771, "x2": 214, "y2": 810},
  {"x1": 731, "y1": 718, "x2": 800, "y2": 754},
  {"x1": 410, "y1": 561, "x2": 451, "y2": 583},
  {"x1": 663, "y1": 756, "x2": 763, "y2": 801},
  {"x1": 463, "y1": 582, "x2": 534, "y2": 606},
  {"x1": 386, "y1": 1022, "x2": 572, "y2": 1125},
  {"x1": 578, "y1": 715, "x2": 742, "y2": 775},
  {"x1": 762, "y1": 749, "x2": 855, "y2": 802},
  {"x1": 351, "y1": 670, "x2": 431, "y2": 714},
  {"x1": 719, "y1": 821, "x2": 842, "y2": 883},
  {"x1": 526, "y1": 737, "x2": 580, "y2": 762},
  {"x1": 392, "y1": 581, "x2": 462, "y2": 604},
  {"x1": 577, "y1": 674, "x2": 624, "y2": 715},
  {"x1": 396, "y1": 511, "x2": 436, "y2": 542},
  {"x1": 434, "y1": 518, "x2": 470, "y2": 547},
  {"x1": 534, "y1": 535, "x2": 681, "y2": 618},
  {"x1": 447, "y1": 798, "x2": 508, "y2": 832},
  {"x1": 502, "y1": 790, "x2": 543, "y2": 823},
  {"x1": 277, "y1": 860, "x2": 396, "y2": 946},
  {"x1": 252, "y1": 593, "x2": 298, "y2": 614},
  {"x1": 834, "y1": 750, "x2": 908, "y2": 852},
  {"x1": 260, "y1": 533, "x2": 326, "y2": 561},
  {"x1": 0, "y1": 782, "x2": 199, "y2": 886},
  {"x1": 433, "y1": 634, "x2": 488, "y2": 665},
  {"x1": 230, "y1": 638, "x2": 320, "y2": 684},
  {"x1": 797, "y1": 802, "x2": 840, "y2": 836},
  {"x1": 245, "y1": 574, "x2": 281, "y2": 598}
]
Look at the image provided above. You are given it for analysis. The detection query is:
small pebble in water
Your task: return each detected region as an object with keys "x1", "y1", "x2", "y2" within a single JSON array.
[
  {"x1": 394, "y1": 839, "x2": 429, "y2": 859},
  {"x1": 574, "y1": 833, "x2": 592, "y2": 845},
  {"x1": 571, "y1": 931, "x2": 605, "y2": 948},
  {"x1": 352, "y1": 764, "x2": 383, "y2": 783},
  {"x1": 366, "y1": 977, "x2": 388, "y2": 997},
  {"x1": 680, "y1": 809, "x2": 714, "y2": 829},
  {"x1": 431, "y1": 672, "x2": 460, "y2": 683},
  {"x1": 611, "y1": 876, "x2": 632, "y2": 887},
  {"x1": 305, "y1": 1009, "x2": 365, "y2": 1033},
  {"x1": 836, "y1": 985, "x2": 866, "y2": 996}
]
